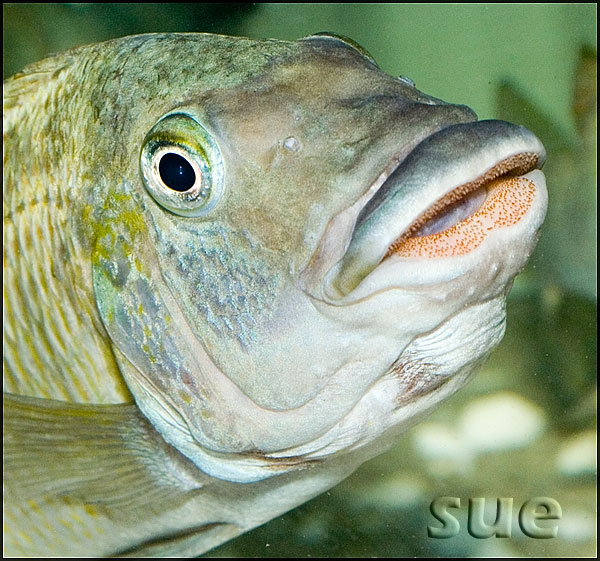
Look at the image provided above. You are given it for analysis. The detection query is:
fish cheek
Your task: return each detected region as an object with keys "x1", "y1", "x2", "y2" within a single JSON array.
[
  {"x1": 93, "y1": 247, "x2": 167, "y2": 382},
  {"x1": 89, "y1": 197, "x2": 193, "y2": 408}
]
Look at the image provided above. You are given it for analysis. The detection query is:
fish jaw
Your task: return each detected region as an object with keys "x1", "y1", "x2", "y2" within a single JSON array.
[
  {"x1": 311, "y1": 119, "x2": 547, "y2": 300},
  {"x1": 267, "y1": 119, "x2": 548, "y2": 461}
]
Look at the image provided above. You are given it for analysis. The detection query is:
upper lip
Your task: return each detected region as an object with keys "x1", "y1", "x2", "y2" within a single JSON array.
[
  {"x1": 359, "y1": 148, "x2": 541, "y2": 243},
  {"x1": 317, "y1": 119, "x2": 546, "y2": 296}
]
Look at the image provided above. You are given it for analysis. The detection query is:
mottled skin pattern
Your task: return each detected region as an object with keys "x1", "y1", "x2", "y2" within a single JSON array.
[{"x1": 3, "y1": 33, "x2": 546, "y2": 556}]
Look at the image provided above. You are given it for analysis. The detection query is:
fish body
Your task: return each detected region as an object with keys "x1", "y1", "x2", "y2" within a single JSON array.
[{"x1": 3, "y1": 33, "x2": 547, "y2": 556}]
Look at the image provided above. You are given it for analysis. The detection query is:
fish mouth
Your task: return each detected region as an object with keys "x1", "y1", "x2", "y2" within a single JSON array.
[{"x1": 320, "y1": 119, "x2": 547, "y2": 297}]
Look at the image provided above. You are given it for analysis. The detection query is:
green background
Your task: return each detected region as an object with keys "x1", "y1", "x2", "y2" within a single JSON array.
[{"x1": 4, "y1": 3, "x2": 596, "y2": 557}]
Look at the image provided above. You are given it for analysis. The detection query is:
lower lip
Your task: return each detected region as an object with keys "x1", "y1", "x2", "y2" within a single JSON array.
[{"x1": 388, "y1": 175, "x2": 537, "y2": 258}]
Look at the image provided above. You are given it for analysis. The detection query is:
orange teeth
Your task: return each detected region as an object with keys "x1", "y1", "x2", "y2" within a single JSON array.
[{"x1": 387, "y1": 176, "x2": 537, "y2": 258}]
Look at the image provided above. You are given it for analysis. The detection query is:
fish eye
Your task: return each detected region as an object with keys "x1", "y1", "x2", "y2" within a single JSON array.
[
  {"x1": 159, "y1": 152, "x2": 196, "y2": 192},
  {"x1": 140, "y1": 113, "x2": 224, "y2": 217}
]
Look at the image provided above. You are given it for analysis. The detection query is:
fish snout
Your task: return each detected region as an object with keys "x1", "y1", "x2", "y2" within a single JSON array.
[{"x1": 325, "y1": 119, "x2": 546, "y2": 298}]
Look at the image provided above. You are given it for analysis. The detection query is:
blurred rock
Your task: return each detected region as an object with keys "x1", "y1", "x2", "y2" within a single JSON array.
[
  {"x1": 557, "y1": 508, "x2": 597, "y2": 542},
  {"x1": 353, "y1": 474, "x2": 428, "y2": 509},
  {"x1": 556, "y1": 430, "x2": 597, "y2": 476},
  {"x1": 412, "y1": 422, "x2": 475, "y2": 476},
  {"x1": 457, "y1": 392, "x2": 546, "y2": 453}
]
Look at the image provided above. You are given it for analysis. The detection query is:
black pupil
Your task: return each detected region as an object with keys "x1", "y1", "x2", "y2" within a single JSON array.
[{"x1": 158, "y1": 152, "x2": 196, "y2": 192}]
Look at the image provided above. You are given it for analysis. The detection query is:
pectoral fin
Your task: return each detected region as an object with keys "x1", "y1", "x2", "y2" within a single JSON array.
[
  {"x1": 3, "y1": 392, "x2": 208, "y2": 513},
  {"x1": 2, "y1": 392, "x2": 218, "y2": 556}
]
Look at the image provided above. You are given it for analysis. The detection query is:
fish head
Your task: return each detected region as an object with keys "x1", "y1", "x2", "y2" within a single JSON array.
[{"x1": 86, "y1": 33, "x2": 547, "y2": 482}]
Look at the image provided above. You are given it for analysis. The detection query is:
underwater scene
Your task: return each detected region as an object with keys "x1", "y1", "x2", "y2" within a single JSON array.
[{"x1": 3, "y1": 3, "x2": 596, "y2": 557}]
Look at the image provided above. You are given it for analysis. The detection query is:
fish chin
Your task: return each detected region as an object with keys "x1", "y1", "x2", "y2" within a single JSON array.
[{"x1": 266, "y1": 295, "x2": 507, "y2": 461}]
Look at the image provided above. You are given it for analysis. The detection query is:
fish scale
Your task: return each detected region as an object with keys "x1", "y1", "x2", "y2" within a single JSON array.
[
  {"x1": 4, "y1": 190, "x2": 128, "y2": 403},
  {"x1": 158, "y1": 222, "x2": 277, "y2": 346}
]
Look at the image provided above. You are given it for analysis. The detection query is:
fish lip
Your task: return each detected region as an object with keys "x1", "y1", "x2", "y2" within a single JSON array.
[
  {"x1": 381, "y1": 151, "x2": 541, "y2": 255},
  {"x1": 356, "y1": 137, "x2": 544, "y2": 240},
  {"x1": 297, "y1": 120, "x2": 465, "y2": 297},
  {"x1": 325, "y1": 119, "x2": 546, "y2": 297}
]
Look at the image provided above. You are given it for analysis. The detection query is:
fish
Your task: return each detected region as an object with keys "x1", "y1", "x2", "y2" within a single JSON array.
[{"x1": 2, "y1": 32, "x2": 547, "y2": 557}]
